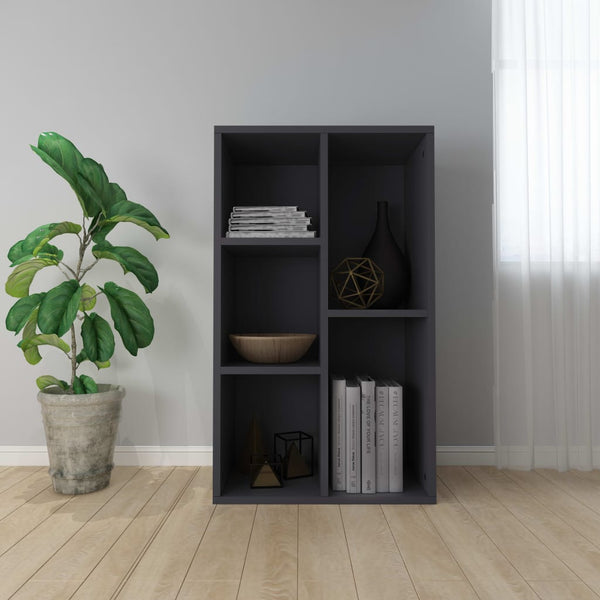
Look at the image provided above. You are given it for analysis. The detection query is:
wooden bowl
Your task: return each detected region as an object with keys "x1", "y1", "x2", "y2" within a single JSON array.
[{"x1": 229, "y1": 333, "x2": 317, "y2": 364}]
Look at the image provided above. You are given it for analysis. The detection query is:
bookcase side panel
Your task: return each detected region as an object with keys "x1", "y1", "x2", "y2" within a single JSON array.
[
  {"x1": 319, "y1": 133, "x2": 330, "y2": 495},
  {"x1": 405, "y1": 133, "x2": 436, "y2": 496},
  {"x1": 216, "y1": 375, "x2": 236, "y2": 497},
  {"x1": 406, "y1": 134, "x2": 435, "y2": 311},
  {"x1": 220, "y1": 250, "x2": 236, "y2": 366}
]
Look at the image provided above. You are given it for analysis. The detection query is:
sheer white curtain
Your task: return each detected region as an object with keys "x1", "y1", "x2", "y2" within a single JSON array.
[{"x1": 493, "y1": 0, "x2": 600, "y2": 470}]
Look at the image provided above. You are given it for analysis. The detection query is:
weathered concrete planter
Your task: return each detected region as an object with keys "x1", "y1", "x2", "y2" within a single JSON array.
[{"x1": 38, "y1": 384, "x2": 125, "y2": 495}]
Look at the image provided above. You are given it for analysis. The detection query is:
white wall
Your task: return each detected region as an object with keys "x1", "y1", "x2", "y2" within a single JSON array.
[{"x1": 0, "y1": 0, "x2": 493, "y2": 447}]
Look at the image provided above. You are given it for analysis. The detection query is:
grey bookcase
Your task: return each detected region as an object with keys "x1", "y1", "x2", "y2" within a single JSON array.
[{"x1": 213, "y1": 126, "x2": 436, "y2": 504}]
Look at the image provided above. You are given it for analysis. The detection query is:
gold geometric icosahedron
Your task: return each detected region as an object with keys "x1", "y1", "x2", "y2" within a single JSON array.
[{"x1": 330, "y1": 257, "x2": 384, "y2": 309}]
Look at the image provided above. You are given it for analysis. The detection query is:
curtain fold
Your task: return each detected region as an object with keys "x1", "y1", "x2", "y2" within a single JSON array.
[{"x1": 493, "y1": 0, "x2": 600, "y2": 469}]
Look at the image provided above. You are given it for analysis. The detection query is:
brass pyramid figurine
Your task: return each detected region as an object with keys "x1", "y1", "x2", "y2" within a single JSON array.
[
  {"x1": 284, "y1": 441, "x2": 311, "y2": 478},
  {"x1": 251, "y1": 456, "x2": 282, "y2": 488}
]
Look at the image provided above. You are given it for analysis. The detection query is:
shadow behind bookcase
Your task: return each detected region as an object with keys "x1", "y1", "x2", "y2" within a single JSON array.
[{"x1": 214, "y1": 126, "x2": 435, "y2": 504}]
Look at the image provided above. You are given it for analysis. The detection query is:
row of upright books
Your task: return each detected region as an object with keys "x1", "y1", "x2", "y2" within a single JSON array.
[
  {"x1": 225, "y1": 205, "x2": 316, "y2": 238},
  {"x1": 330, "y1": 375, "x2": 403, "y2": 494}
]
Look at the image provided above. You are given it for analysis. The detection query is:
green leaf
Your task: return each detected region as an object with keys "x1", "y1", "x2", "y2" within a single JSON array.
[
  {"x1": 104, "y1": 200, "x2": 169, "y2": 240},
  {"x1": 8, "y1": 223, "x2": 71, "y2": 266},
  {"x1": 89, "y1": 212, "x2": 116, "y2": 244},
  {"x1": 79, "y1": 374, "x2": 98, "y2": 394},
  {"x1": 8, "y1": 245, "x2": 63, "y2": 267},
  {"x1": 37, "y1": 280, "x2": 82, "y2": 337},
  {"x1": 31, "y1": 132, "x2": 100, "y2": 218},
  {"x1": 6, "y1": 293, "x2": 46, "y2": 334},
  {"x1": 36, "y1": 376, "x2": 68, "y2": 391},
  {"x1": 76, "y1": 348, "x2": 111, "y2": 370},
  {"x1": 76, "y1": 158, "x2": 113, "y2": 215},
  {"x1": 5, "y1": 258, "x2": 57, "y2": 298},
  {"x1": 18, "y1": 333, "x2": 70, "y2": 354},
  {"x1": 79, "y1": 284, "x2": 97, "y2": 311},
  {"x1": 72, "y1": 376, "x2": 85, "y2": 394},
  {"x1": 102, "y1": 281, "x2": 154, "y2": 355},
  {"x1": 81, "y1": 313, "x2": 115, "y2": 362},
  {"x1": 21, "y1": 309, "x2": 41, "y2": 364},
  {"x1": 31, "y1": 222, "x2": 81, "y2": 256},
  {"x1": 92, "y1": 242, "x2": 159, "y2": 293}
]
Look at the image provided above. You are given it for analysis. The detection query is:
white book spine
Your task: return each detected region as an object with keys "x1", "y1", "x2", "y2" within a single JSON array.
[
  {"x1": 331, "y1": 376, "x2": 346, "y2": 491},
  {"x1": 358, "y1": 376, "x2": 376, "y2": 494},
  {"x1": 229, "y1": 212, "x2": 307, "y2": 219},
  {"x1": 232, "y1": 206, "x2": 298, "y2": 212},
  {"x1": 229, "y1": 225, "x2": 309, "y2": 231},
  {"x1": 389, "y1": 380, "x2": 403, "y2": 493},
  {"x1": 225, "y1": 231, "x2": 316, "y2": 238},
  {"x1": 229, "y1": 216, "x2": 310, "y2": 224},
  {"x1": 345, "y1": 380, "x2": 361, "y2": 494},
  {"x1": 375, "y1": 382, "x2": 389, "y2": 493}
]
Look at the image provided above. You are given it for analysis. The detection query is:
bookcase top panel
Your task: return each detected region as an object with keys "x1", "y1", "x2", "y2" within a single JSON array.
[
  {"x1": 216, "y1": 126, "x2": 433, "y2": 165},
  {"x1": 215, "y1": 125, "x2": 433, "y2": 134}
]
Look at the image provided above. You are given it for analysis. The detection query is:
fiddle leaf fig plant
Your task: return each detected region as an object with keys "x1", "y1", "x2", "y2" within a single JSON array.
[{"x1": 5, "y1": 132, "x2": 169, "y2": 393}]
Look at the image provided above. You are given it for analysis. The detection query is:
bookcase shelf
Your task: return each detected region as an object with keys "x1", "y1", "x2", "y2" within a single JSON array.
[
  {"x1": 214, "y1": 126, "x2": 435, "y2": 504},
  {"x1": 328, "y1": 309, "x2": 428, "y2": 318},
  {"x1": 221, "y1": 239, "x2": 321, "y2": 257},
  {"x1": 219, "y1": 362, "x2": 321, "y2": 376}
]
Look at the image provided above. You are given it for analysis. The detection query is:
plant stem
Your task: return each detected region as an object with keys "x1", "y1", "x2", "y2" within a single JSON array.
[
  {"x1": 79, "y1": 258, "x2": 99, "y2": 280},
  {"x1": 59, "y1": 262, "x2": 77, "y2": 278},
  {"x1": 70, "y1": 220, "x2": 90, "y2": 388},
  {"x1": 70, "y1": 323, "x2": 77, "y2": 387}
]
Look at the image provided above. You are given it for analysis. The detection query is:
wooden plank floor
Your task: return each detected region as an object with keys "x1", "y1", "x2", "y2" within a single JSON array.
[{"x1": 0, "y1": 466, "x2": 599, "y2": 599}]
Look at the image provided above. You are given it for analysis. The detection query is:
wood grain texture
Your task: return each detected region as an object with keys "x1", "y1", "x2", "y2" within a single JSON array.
[
  {"x1": 177, "y1": 580, "x2": 240, "y2": 600},
  {"x1": 1, "y1": 466, "x2": 600, "y2": 600},
  {"x1": 298, "y1": 505, "x2": 357, "y2": 600},
  {"x1": 537, "y1": 468, "x2": 600, "y2": 514},
  {"x1": 489, "y1": 467, "x2": 600, "y2": 551},
  {"x1": 438, "y1": 466, "x2": 576, "y2": 581},
  {"x1": 11, "y1": 468, "x2": 172, "y2": 599},
  {"x1": 528, "y1": 580, "x2": 600, "y2": 600},
  {"x1": 470, "y1": 468, "x2": 600, "y2": 596},
  {"x1": 0, "y1": 467, "x2": 43, "y2": 494},
  {"x1": 114, "y1": 467, "x2": 213, "y2": 600},
  {"x1": 0, "y1": 467, "x2": 137, "y2": 598},
  {"x1": 185, "y1": 504, "x2": 255, "y2": 582},
  {"x1": 382, "y1": 504, "x2": 465, "y2": 583},
  {"x1": 71, "y1": 467, "x2": 196, "y2": 600},
  {"x1": 341, "y1": 505, "x2": 418, "y2": 600},
  {"x1": 0, "y1": 469, "x2": 51, "y2": 521},
  {"x1": 413, "y1": 580, "x2": 480, "y2": 600},
  {"x1": 424, "y1": 502, "x2": 539, "y2": 599},
  {"x1": 237, "y1": 505, "x2": 298, "y2": 600}
]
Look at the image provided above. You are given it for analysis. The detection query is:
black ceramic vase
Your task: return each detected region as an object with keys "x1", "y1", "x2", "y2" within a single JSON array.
[{"x1": 363, "y1": 201, "x2": 410, "y2": 308}]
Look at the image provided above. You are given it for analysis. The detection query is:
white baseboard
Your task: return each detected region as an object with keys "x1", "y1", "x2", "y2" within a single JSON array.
[
  {"x1": 0, "y1": 445, "x2": 494, "y2": 467},
  {"x1": 435, "y1": 446, "x2": 496, "y2": 466},
  {"x1": 0, "y1": 446, "x2": 213, "y2": 467},
  {"x1": 495, "y1": 445, "x2": 600, "y2": 470}
]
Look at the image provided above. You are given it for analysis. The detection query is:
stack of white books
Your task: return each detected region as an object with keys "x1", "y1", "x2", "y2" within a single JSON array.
[
  {"x1": 226, "y1": 206, "x2": 316, "y2": 238},
  {"x1": 330, "y1": 375, "x2": 403, "y2": 494}
]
